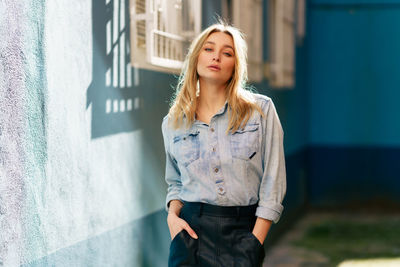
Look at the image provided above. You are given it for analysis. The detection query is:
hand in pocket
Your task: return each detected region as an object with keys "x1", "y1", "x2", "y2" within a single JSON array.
[{"x1": 167, "y1": 213, "x2": 198, "y2": 240}]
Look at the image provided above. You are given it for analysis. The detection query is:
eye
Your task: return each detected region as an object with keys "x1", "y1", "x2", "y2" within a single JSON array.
[
  {"x1": 224, "y1": 52, "x2": 232, "y2": 57},
  {"x1": 204, "y1": 48, "x2": 212, "y2": 52}
]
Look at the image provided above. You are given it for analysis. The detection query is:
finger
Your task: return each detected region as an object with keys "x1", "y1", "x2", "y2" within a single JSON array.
[{"x1": 183, "y1": 224, "x2": 198, "y2": 239}]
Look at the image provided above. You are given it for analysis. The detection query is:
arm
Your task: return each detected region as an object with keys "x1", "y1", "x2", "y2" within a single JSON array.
[
  {"x1": 168, "y1": 199, "x2": 184, "y2": 216},
  {"x1": 162, "y1": 118, "x2": 198, "y2": 240},
  {"x1": 252, "y1": 99, "x2": 287, "y2": 244},
  {"x1": 162, "y1": 117, "x2": 183, "y2": 211}
]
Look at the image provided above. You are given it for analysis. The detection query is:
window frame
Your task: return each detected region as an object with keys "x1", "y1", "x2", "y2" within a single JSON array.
[
  {"x1": 229, "y1": 0, "x2": 264, "y2": 83},
  {"x1": 129, "y1": 0, "x2": 202, "y2": 73},
  {"x1": 265, "y1": 0, "x2": 296, "y2": 89}
]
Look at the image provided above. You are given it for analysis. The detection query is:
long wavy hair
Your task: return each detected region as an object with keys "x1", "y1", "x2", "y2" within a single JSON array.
[{"x1": 168, "y1": 23, "x2": 263, "y2": 133}]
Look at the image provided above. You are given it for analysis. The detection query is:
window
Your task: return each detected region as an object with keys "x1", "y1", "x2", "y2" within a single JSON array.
[
  {"x1": 228, "y1": 0, "x2": 264, "y2": 83},
  {"x1": 129, "y1": 0, "x2": 202, "y2": 72},
  {"x1": 266, "y1": 0, "x2": 296, "y2": 88}
]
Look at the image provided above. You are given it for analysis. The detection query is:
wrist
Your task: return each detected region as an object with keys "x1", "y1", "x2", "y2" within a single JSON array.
[
  {"x1": 167, "y1": 200, "x2": 183, "y2": 216},
  {"x1": 167, "y1": 211, "x2": 179, "y2": 220}
]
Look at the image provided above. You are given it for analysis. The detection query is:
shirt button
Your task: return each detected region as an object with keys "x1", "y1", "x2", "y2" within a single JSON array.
[
  {"x1": 214, "y1": 167, "x2": 219, "y2": 173},
  {"x1": 212, "y1": 147, "x2": 216, "y2": 152},
  {"x1": 217, "y1": 187, "x2": 225, "y2": 195},
  {"x1": 210, "y1": 128, "x2": 215, "y2": 132}
]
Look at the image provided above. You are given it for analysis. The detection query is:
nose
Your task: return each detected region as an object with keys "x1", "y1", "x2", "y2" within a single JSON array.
[{"x1": 213, "y1": 53, "x2": 220, "y2": 62}]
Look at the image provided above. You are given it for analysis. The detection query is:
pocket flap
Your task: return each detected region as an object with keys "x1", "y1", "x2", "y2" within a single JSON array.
[
  {"x1": 233, "y1": 123, "x2": 259, "y2": 134},
  {"x1": 173, "y1": 130, "x2": 200, "y2": 143}
]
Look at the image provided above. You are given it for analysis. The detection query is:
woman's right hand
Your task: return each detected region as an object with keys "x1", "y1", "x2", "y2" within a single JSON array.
[{"x1": 167, "y1": 213, "x2": 198, "y2": 240}]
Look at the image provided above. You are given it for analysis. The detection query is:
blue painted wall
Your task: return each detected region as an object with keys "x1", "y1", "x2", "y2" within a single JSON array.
[
  {"x1": 308, "y1": 0, "x2": 400, "y2": 146},
  {"x1": 307, "y1": 0, "x2": 400, "y2": 206}
]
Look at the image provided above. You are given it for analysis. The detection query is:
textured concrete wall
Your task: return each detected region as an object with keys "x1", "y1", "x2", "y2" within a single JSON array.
[
  {"x1": 0, "y1": 1, "x2": 28, "y2": 265},
  {"x1": 0, "y1": 0, "x2": 49, "y2": 265},
  {"x1": 1, "y1": 0, "x2": 170, "y2": 265}
]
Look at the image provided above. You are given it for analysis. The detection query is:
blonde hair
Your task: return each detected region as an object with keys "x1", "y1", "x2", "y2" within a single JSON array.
[{"x1": 168, "y1": 22, "x2": 263, "y2": 133}]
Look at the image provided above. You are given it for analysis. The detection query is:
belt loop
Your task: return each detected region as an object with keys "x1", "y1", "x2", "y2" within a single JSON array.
[
  {"x1": 198, "y1": 203, "x2": 203, "y2": 217},
  {"x1": 236, "y1": 207, "x2": 240, "y2": 221}
]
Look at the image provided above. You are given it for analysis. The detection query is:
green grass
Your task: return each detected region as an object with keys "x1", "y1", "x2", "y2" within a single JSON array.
[{"x1": 293, "y1": 217, "x2": 400, "y2": 266}]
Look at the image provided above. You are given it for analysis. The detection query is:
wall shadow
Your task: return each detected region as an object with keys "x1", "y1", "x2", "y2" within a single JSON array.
[{"x1": 86, "y1": 0, "x2": 142, "y2": 139}]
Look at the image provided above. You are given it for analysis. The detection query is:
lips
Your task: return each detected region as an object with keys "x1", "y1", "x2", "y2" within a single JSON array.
[{"x1": 207, "y1": 65, "x2": 221, "y2": 71}]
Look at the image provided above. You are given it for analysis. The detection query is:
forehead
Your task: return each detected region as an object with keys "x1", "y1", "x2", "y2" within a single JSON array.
[{"x1": 204, "y1": 32, "x2": 234, "y2": 49}]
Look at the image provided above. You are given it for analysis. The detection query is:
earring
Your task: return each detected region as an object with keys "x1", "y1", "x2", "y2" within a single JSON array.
[{"x1": 196, "y1": 80, "x2": 200, "y2": 97}]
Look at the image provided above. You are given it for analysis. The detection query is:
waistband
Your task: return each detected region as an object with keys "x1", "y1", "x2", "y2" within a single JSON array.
[{"x1": 182, "y1": 202, "x2": 257, "y2": 218}]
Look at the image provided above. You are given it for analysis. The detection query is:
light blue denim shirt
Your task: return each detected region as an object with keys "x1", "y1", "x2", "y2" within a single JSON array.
[{"x1": 161, "y1": 93, "x2": 286, "y2": 223}]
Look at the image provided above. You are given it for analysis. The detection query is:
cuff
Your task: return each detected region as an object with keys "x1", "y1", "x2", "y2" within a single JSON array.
[{"x1": 255, "y1": 202, "x2": 284, "y2": 223}]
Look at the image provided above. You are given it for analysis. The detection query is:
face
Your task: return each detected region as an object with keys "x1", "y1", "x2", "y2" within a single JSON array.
[{"x1": 197, "y1": 32, "x2": 235, "y2": 86}]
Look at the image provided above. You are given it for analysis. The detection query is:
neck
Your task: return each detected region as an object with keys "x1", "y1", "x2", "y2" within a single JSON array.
[{"x1": 197, "y1": 78, "x2": 227, "y2": 114}]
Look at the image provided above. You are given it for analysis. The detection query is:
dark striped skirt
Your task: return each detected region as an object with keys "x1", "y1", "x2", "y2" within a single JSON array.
[{"x1": 168, "y1": 202, "x2": 265, "y2": 267}]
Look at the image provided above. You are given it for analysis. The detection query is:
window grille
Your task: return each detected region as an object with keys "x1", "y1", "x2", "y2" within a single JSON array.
[{"x1": 130, "y1": 0, "x2": 201, "y2": 72}]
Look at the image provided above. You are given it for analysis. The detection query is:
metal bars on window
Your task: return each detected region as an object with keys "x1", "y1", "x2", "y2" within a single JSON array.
[{"x1": 130, "y1": 0, "x2": 201, "y2": 71}]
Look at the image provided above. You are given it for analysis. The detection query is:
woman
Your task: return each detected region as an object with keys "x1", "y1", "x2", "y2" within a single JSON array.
[{"x1": 161, "y1": 23, "x2": 286, "y2": 267}]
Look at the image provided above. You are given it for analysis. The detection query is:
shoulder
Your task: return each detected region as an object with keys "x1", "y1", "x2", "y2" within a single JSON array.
[
  {"x1": 162, "y1": 114, "x2": 169, "y2": 124},
  {"x1": 162, "y1": 114, "x2": 188, "y2": 137},
  {"x1": 251, "y1": 93, "x2": 271, "y2": 104},
  {"x1": 250, "y1": 93, "x2": 283, "y2": 133},
  {"x1": 161, "y1": 114, "x2": 171, "y2": 135},
  {"x1": 249, "y1": 92, "x2": 274, "y2": 113}
]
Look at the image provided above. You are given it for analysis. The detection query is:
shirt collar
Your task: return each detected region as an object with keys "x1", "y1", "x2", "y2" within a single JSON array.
[
  {"x1": 193, "y1": 100, "x2": 228, "y2": 125},
  {"x1": 216, "y1": 100, "x2": 229, "y2": 115}
]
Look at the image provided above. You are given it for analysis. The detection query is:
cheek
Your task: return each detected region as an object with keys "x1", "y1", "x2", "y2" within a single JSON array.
[
  {"x1": 225, "y1": 60, "x2": 235, "y2": 74},
  {"x1": 197, "y1": 54, "x2": 206, "y2": 70},
  {"x1": 196, "y1": 55, "x2": 202, "y2": 72}
]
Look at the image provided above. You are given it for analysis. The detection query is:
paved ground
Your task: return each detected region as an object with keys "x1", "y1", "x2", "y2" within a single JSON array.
[
  {"x1": 263, "y1": 212, "x2": 330, "y2": 267},
  {"x1": 262, "y1": 211, "x2": 400, "y2": 267}
]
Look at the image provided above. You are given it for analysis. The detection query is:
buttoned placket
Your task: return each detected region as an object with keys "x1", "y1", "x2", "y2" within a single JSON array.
[
  {"x1": 193, "y1": 102, "x2": 228, "y2": 203},
  {"x1": 208, "y1": 119, "x2": 226, "y2": 200},
  {"x1": 209, "y1": 103, "x2": 229, "y2": 203}
]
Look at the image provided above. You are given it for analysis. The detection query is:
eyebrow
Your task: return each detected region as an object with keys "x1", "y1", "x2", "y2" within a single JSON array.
[{"x1": 204, "y1": 41, "x2": 234, "y2": 51}]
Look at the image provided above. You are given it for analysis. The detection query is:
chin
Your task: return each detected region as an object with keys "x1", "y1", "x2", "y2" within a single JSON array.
[
  {"x1": 201, "y1": 73, "x2": 229, "y2": 83},
  {"x1": 207, "y1": 77, "x2": 230, "y2": 85}
]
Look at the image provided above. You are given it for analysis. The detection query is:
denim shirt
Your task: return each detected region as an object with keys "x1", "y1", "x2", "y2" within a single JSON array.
[{"x1": 161, "y1": 93, "x2": 286, "y2": 223}]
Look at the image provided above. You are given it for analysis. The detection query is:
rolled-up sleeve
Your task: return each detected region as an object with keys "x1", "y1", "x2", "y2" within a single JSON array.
[
  {"x1": 255, "y1": 99, "x2": 287, "y2": 223},
  {"x1": 161, "y1": 116, "x2": 182, "y2": 211}
]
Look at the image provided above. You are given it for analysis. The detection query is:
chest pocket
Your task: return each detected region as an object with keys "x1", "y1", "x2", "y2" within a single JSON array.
[
  {"x1": 230, "y1": 123, "x2": 260, "y2": 160},
  {"x1": 172, "y1": 130, "x2": 200, "y2": 167}
]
